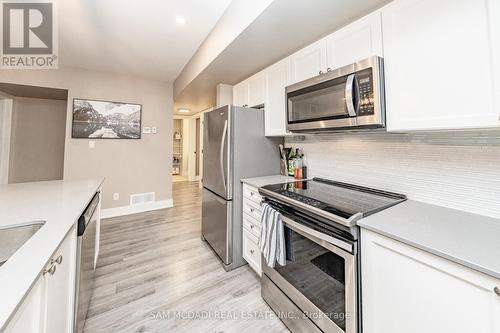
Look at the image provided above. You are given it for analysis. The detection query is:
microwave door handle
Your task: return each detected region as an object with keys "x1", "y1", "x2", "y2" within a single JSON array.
[{"x1": 345, "y1": 74, "x2": 357, "y2": 117}]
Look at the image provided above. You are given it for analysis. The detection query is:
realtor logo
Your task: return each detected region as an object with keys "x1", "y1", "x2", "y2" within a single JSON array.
[{"x1": 1, "y1": 0, "x2": 58, "y2": 69}]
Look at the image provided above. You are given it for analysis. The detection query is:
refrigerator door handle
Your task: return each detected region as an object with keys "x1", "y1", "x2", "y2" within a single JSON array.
[{"x1": 220, "y1": 119, "x2": 228, "y2": 194}]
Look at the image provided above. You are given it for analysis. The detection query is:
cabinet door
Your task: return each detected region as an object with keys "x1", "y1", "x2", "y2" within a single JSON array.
[
  {"x1": 242, "y1": 229, "x2": 261, "y2": 276},
  {"x1": 383, "y1": 0, "x2": 498, "y2": 131},
  {"x1": 265, "y1": 58, "x2": 291, "y2": 136},
  {"x1": 247, "y1": 71, "x2": 266, "y2": 107},
  {"x1": 489, "y1": 0, "x2": 500, "y2": 117},
  {"x1": 290, "y1": 39, "x2": 327, "y2": 84},
  {"x1": 4, "y1": 278, "x2": 44, "y2": 333},
  {"x1": 43, "y1": 226, "x2": 77, "y2": 333},
  {"x1": 232, "y1": 80, "x2": 249, "y2": 107},
  {"x1": 361, "y1": 229, "x2": 500, "y2": 333},
  {"x1": 326, "y1": 11, "x2": 383, "y2": 69}
]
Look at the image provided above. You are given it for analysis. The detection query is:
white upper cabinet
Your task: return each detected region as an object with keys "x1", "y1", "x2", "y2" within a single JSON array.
[
  {"x1": 362, "y1": 229, "x2": 500, "y2": 333},
  {"x1": 289, "y1": 39, "x2": 327, "y2": 84},
  {"x1": 382, "y1": 0, "x2": 499, "y2": 131},
  {"x1": 326, "y1": 11, "x2": 383, "y2": 69},
  {"x1": 489, "y1": 0, "x2": 500, "y2": 117},
  {"x1": 232, "y1": 80, "x2": 249, "y2": 107},
  {"x1": 265, "y1": 57, "x2": 291, "y2": 136},
  {"x1": 247, "y1": 72, "x2": 266, "y2": 107}
]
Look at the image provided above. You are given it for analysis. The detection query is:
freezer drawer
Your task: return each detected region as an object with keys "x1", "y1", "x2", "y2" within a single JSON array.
[{"x1": 201, "y1": 188, "x2": 232, "y2": 265}]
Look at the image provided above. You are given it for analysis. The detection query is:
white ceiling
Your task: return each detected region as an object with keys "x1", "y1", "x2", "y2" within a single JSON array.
[
  {"x1": 174, "y1": 0, "x2": 392, "y2": 115},
  {"x1": 58, "y1": 0, "x2": 232, "y2": 82}
]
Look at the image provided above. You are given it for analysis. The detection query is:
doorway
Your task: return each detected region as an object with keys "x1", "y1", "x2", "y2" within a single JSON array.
[{"x1": 195, "y1": 117, "x2": 200, "y2": 178}]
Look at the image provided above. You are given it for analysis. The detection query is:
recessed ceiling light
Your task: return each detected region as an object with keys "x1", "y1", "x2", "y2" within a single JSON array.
[
  {"x1": 178, "y1": 108, "x2": 190, "y2": 113},
  {"x1": 175, "y1": 16, "x2": 186, "y2": 25}
]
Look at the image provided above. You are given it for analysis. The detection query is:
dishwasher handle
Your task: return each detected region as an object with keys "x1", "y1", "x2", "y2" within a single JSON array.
[{"x1": 78, "y1": 192, "x2": 100, "y2": 236}]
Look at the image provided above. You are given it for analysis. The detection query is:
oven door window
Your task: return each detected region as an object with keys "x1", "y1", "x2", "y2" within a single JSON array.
[
  {"x1": 287, "y1": 75, "x2": 350, "y2": 123},
  {"x1": 275, "y1": 225, "x2": 349, "y2": 331}
]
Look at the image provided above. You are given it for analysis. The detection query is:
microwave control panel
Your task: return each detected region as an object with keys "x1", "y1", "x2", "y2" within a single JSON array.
[{"x1": 357, "y1": 68, "x2": 374, "y2": 116}]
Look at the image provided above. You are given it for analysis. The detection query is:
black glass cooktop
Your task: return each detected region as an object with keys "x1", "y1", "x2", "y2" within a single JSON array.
[{"x1": 261, "y1": 178, "x2": 406, "y2": 220}]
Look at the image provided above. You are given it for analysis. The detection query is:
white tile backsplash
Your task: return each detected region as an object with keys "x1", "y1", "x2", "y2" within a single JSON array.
[{"x1": 286, "y1": 131, "x2": 500, "y2": 219}]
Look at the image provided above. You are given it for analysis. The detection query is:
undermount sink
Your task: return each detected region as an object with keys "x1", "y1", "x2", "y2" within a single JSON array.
[{"x1": 0, "y1": 222, "x2": 45, "y2": 267}]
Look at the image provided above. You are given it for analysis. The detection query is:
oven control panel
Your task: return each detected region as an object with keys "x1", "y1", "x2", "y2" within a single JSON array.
[{"x1": 357, "y1": 68, "x2": 374, "y2": 116}]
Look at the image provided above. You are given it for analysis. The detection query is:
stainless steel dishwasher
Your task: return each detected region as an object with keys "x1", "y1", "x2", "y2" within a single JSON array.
[{"x1": 74, "y1": 192, "x2": 99, "y2": 333}]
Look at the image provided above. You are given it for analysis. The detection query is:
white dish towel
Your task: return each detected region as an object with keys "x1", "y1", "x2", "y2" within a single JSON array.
[{"x1": 258, "y1": 203, "x2": 286, "y2": 268}]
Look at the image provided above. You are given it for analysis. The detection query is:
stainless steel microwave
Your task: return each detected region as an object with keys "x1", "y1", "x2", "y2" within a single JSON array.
[{"x1": 286, "y1": 56, "x2": 385, "y2": 132}]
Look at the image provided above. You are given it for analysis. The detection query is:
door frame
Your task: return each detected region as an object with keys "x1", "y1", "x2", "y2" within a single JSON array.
[{"x1": 0, "y1": 98, "x2": 13, "y2": 184}]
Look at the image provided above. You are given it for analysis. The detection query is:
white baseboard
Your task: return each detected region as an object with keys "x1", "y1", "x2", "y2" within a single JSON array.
[{"x1": 101, "y1": 199, "x2": 173, "y2": 219}]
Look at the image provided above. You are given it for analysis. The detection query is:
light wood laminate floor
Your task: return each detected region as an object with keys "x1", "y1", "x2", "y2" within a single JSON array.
[{"x1": 83, "y1": 181, "x2": 289, "y2": 333}]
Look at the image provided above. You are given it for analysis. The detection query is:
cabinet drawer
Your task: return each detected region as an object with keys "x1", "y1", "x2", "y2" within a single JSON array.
[
  {"x1": 242, "y1": 230, "x2": 261, "y2": 275},
  {"x1": 243, "y1": 213, "x2": 261, "y2": 238},
  {"x1": 243, "y1": 184, "x2": 262, "y2": 204},
  {"x1": 243, "y1": 199, "x2": 261, "y2": 220}
]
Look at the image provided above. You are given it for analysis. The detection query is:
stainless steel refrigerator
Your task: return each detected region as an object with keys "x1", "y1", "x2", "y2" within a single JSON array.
[{"x1": 202, "y1": 105, "x2": 282, "y2": 271}]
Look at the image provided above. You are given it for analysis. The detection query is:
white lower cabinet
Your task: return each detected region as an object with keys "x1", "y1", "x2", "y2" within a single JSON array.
[
  {"x1": 5, "y1": 225, "x2": 77, "y2": 333},
  {"x1": 242, "y1": 183, "x2": 263, "y2": 275},
  {"x1": 43, "y1": 225, "x2": 77, "y2": 333},
  {"x1": 361, "y1": 229, "x2": 500, "y2": 333},
  {"x1": 4, "y1": 278, "x2": 44, "y2": 333}
]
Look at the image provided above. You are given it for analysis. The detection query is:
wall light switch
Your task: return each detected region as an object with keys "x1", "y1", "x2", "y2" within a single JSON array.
[
  {"x1": 89, "y1": 140, "x2": 95, "y2": 149},
  {"x1": 113, "y1": 193, "x2": 119, "y2": 201},
  {"x1": 152, "y1": 127, "x2": 157, "y2": 134},
  {"x1": 143, "y1": 127, "x2": 151, "y2": 134}
]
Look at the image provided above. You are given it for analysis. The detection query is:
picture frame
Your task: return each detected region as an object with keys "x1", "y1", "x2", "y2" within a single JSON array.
[{"x1": 71, "y1": 98, "x2": 142, "y2": 139}]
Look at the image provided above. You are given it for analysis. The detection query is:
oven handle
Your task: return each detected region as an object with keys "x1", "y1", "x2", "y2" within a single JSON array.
[
  {"x1": 345, "y1": 73, "x2": 358, "y2": 117},
  {"x1": 282, "y1": 216, "x2": 354, "y2": 254}
]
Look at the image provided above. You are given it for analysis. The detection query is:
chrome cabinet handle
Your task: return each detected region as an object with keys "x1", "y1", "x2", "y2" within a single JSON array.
[
  {"x1": 318, "y1": 70, "x2": 324, "y2": 75},
  {"x1": 494, "y1": 286, "x2": 500, "y2": 297},
  {"x1": 250, "y1": 225, "x2": 254, "y2": 229},
  {"x1": 250, "y1": 249, "x2": 255, "y2": 254},
  {"x1": 250, "y1": 192, "x2": 254, "y2": 196},
  {"x1": 51, "y1": 255, "x2": 63, "y2": 265},
  {"x1": 250, "y1": 208, "x2": 254, "y2": 213},
  {"x1": 327, "y1": 67, "x2": 332, "y2": 72},
  {"x1": 43, "y1": 264, "x2": 56, "y2": 276}
]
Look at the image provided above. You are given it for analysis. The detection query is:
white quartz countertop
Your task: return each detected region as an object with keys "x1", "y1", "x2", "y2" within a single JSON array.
[
  {"x1": 240, "y1": 175, "x2": 297, "y2": 188},
  {"x1": 0, "y1": 178, "x2": 103, "y2": 330},
  {"x1": 358, "y1": 200, "x2": 500, "y2": 280}
]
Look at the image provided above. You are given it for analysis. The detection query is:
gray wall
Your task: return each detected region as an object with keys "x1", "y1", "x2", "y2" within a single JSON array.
[
  {"x1": 8, "y1": 97, "x2": 66, "y2": 183},
  {"x1": 0, "y1": 67, "x2": 173, "y2": 209}
]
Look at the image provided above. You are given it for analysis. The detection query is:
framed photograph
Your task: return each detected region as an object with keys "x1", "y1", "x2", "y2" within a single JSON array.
[{"x1": 72, "y1": 98, "x2": 142, "y2": 139}]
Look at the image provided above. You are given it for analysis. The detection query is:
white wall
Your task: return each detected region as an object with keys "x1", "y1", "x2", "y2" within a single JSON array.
[{"x1": 286, "y1": 131, "x2": 500, "y2": 219}]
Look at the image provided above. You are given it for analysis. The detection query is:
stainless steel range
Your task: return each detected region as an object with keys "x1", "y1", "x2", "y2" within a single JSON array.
[{"x1": 259, "y1": 178, "x2": 406, "y2": 333}]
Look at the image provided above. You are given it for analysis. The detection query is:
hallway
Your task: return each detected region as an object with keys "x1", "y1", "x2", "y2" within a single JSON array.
[{"x1": 83, "y1": 181, "x2": 288, "y2": 333}]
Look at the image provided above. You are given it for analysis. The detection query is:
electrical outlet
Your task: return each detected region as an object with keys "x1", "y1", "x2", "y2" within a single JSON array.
[
  {"x1": 89, "y1": 140, "x2": 95, "y2": 149},
  {"x1": 152, "y1": 127, "x2": 157, "y2": 134},
  {"x1": 113, "y1": 193, "x2": 119, "y2": 201}
]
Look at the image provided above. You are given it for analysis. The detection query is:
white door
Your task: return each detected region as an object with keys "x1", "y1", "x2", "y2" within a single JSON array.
[
  {"x1": 4, "y1": 278, "x2": 44, "y2": 333},
  {"x1": 265, "y1": 57, "x2": 291, "y2": 136},
  {"x1": 247, "y1": 72, "x2": 266, "y2": 107},
  {"x1": 232, "y1": 80, "x2": 249, "y2": 107},
  {"x1": 489, "y1": 0, "x2": 500, "y2": 117},
  {"x1": 326, "y1": 11, "x2": 383, "y2": 69},
  {"x1": 43, "y1": 226, "x2": 77, "y2": 333},
  {"x1": 383, "y1": 0, "x2": 498, "y2": 131},
  {"x1": 290, "y1": 39, "x2": 327, "y2": 84},
  {"x1": 362, "y1": 229, "x2": 500, "y2": 333}
]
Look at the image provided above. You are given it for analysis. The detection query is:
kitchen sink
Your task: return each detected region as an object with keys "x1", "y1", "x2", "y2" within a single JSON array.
[{"x1": 0, "y1": 222, "x2": 45, "y2": 267}]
